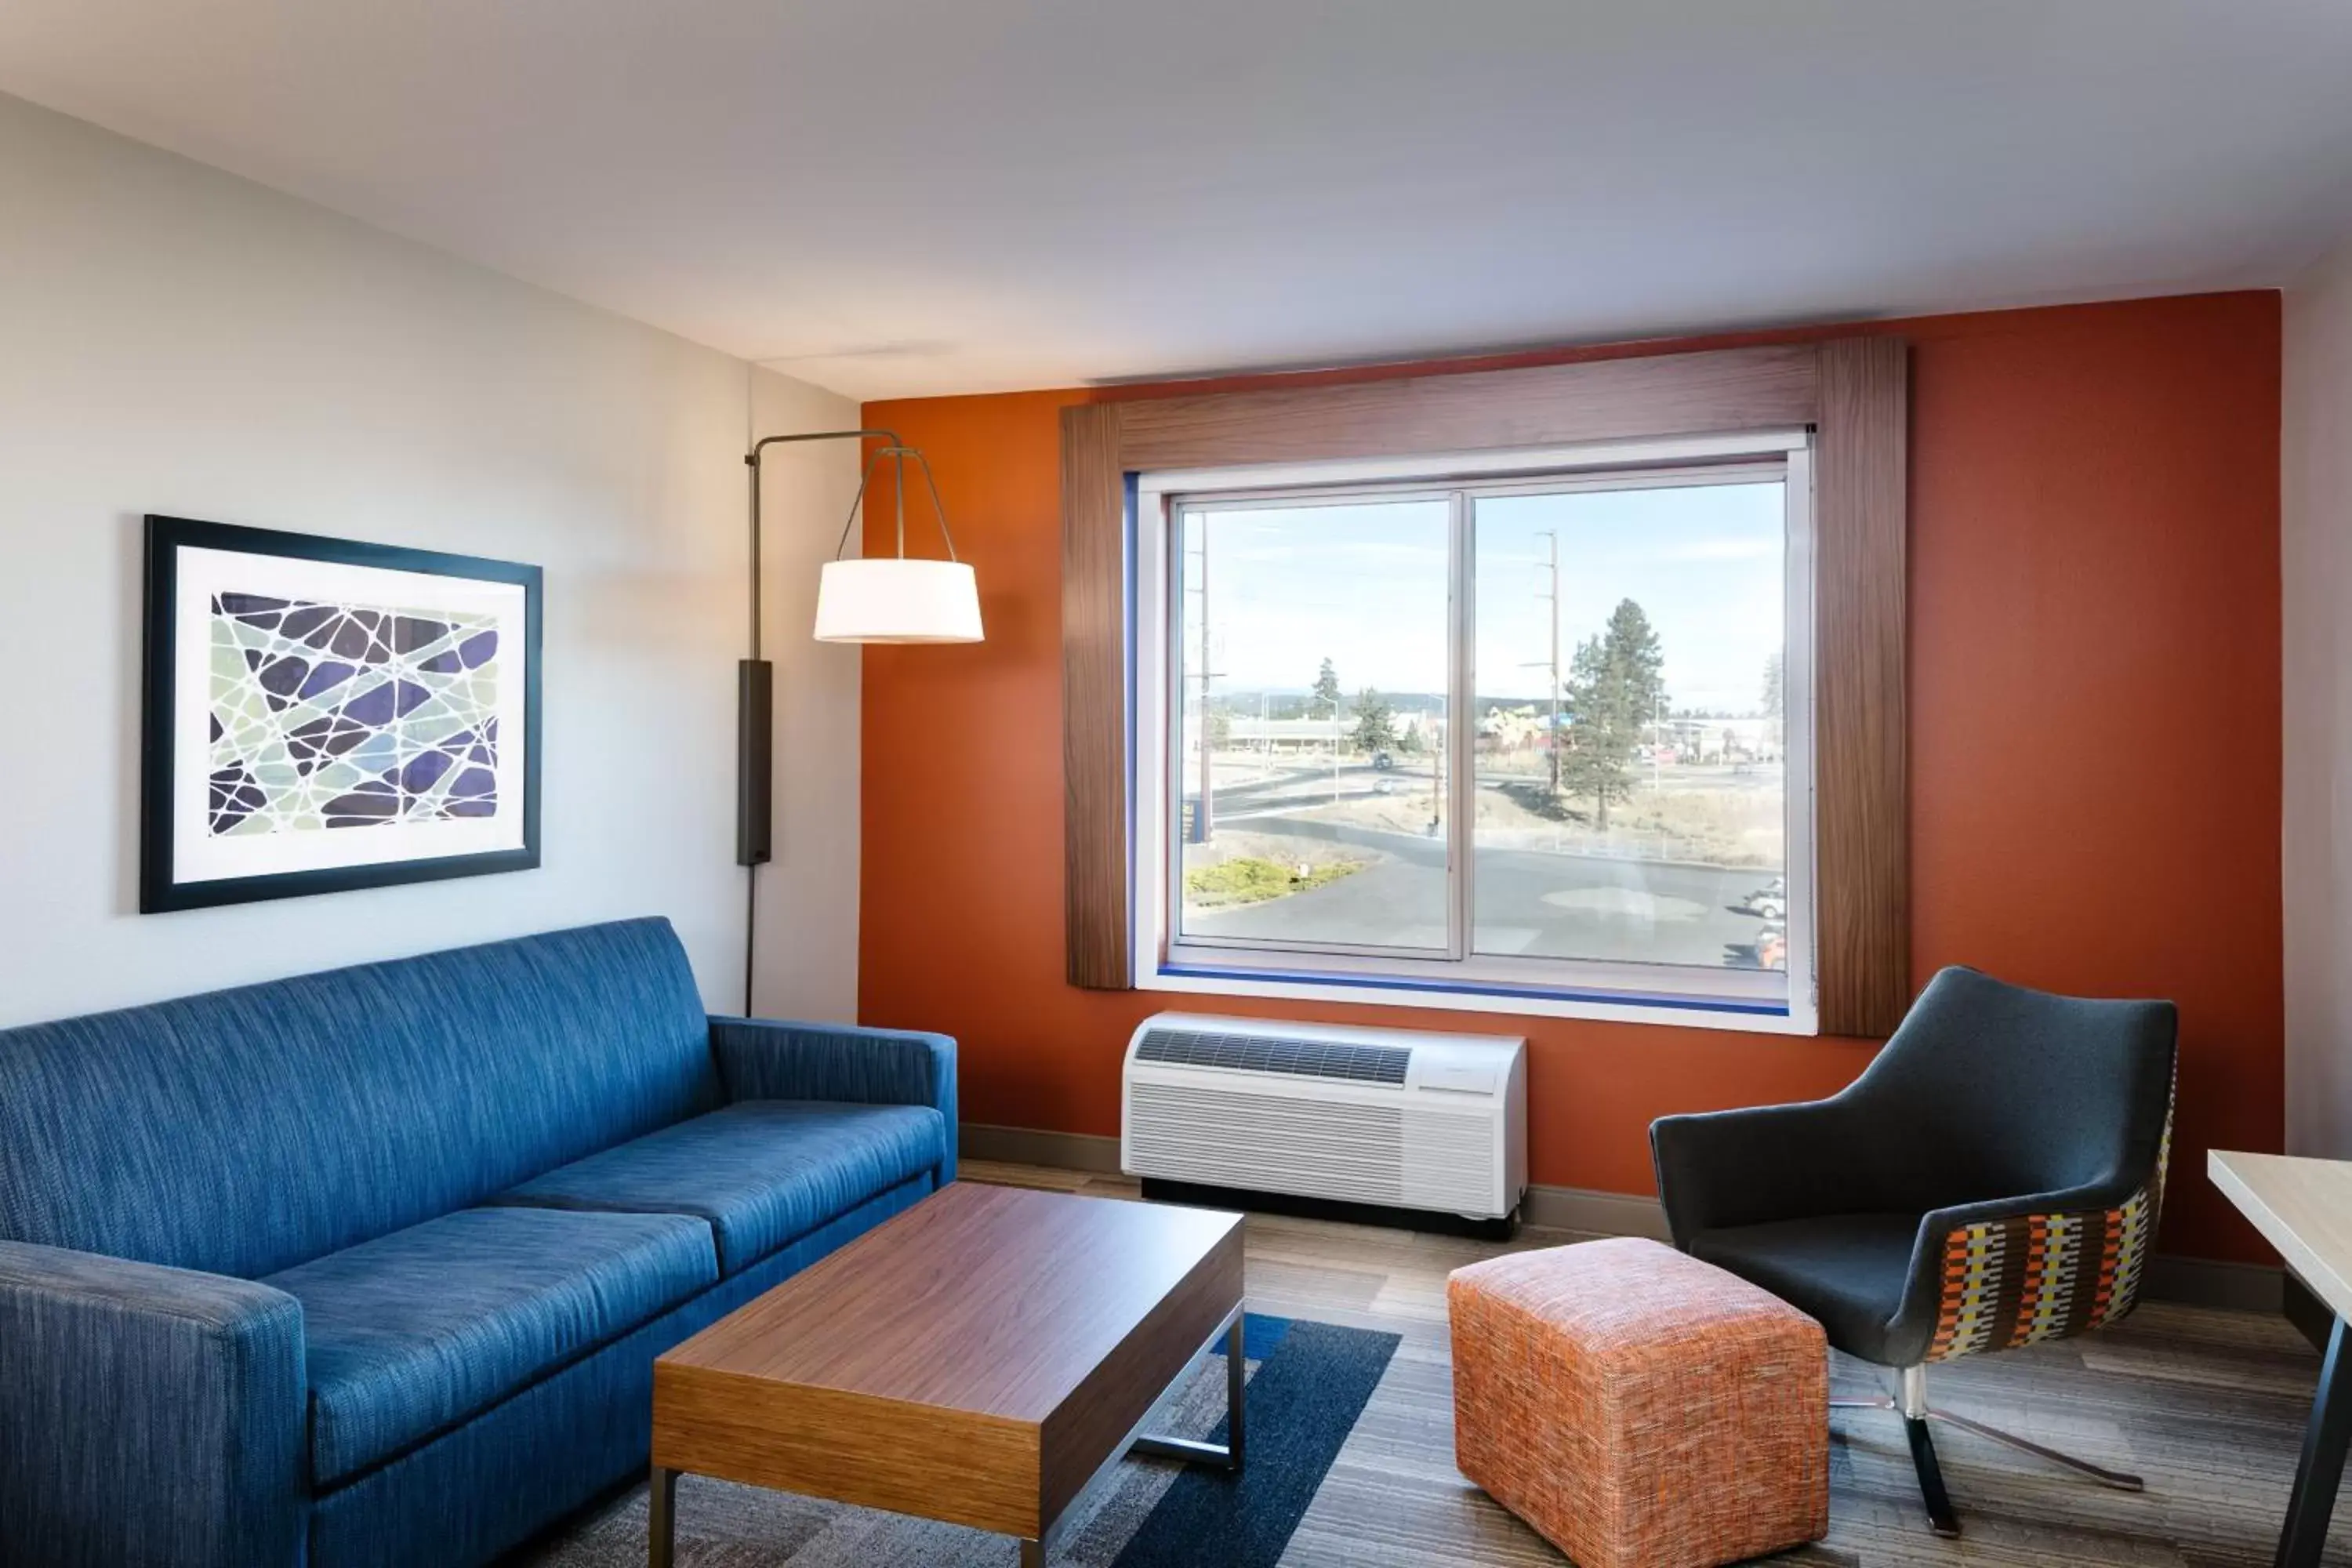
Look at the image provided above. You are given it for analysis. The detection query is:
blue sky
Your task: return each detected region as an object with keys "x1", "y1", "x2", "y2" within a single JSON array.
[{"x1": 1184, "y1": 478, "x2": 1785, "y2": 713}]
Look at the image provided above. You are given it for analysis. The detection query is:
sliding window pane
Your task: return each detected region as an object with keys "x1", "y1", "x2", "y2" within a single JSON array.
[
  {"x1": 1470, "y1": 479, "x2": 1786, "y2": 971},
  {"x1": 1176, "y1": 499, "x2": 1450, "y2": 952}
]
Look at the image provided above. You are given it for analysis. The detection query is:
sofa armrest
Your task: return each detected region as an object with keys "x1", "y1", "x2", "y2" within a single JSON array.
[
  {"x1": 0, "y1": 1240, "x2": 306, "y2": 1568},
  {"x1": 709, "y1": 1017, "x2": 959, "y2": 1183},
  {"x1": 1650, "y1": 1098, "x2": 1868, "y2": 1245}
]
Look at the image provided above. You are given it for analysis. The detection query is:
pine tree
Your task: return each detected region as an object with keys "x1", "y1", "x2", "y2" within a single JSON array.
[
  {"x1": 1352, "y1": 688, "x2": 1397, "y2": 754},
  {"x1": 1309, "y1": 656, "x2": 1342, "y2": 718},
  {"x1": 1560, "y1": 599, "x2": 1666, "y2": 828}
]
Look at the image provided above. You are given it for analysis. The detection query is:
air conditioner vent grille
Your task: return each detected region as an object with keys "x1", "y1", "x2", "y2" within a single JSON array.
[{"x1": 1135, "y1": 1027, "x2": 1409, "y2": 1085}]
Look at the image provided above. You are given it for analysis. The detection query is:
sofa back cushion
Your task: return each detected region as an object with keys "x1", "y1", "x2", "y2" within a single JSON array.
[{"x1": 0, "y1": 917, "x2": 720, "y2": 1279}]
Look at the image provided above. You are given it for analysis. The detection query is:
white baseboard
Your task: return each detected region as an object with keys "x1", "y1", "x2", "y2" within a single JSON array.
[{"x1": 959, "y1": 1121, "x2": 2278, "y2": 1312}]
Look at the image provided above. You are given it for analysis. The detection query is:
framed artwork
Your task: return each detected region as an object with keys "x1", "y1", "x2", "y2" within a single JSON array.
[{"x1": 140, "y1": 516, "x2": 542, "y2": 913}]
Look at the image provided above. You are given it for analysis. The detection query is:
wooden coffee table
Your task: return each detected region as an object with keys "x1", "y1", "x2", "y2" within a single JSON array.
[{"x1": 648, "y1": 1181, "x2": 1246, "y2": 1566}]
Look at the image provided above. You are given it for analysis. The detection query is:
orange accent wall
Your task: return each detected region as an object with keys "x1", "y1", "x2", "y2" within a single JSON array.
[{"x1": 859, "y1": 292, "x2": 2283, "y2": 1262}]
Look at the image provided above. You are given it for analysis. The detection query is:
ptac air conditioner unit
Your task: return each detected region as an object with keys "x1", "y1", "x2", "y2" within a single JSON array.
[{"x1": 1121, "y1": 1012, "x2": 1528, "y2": 1237}]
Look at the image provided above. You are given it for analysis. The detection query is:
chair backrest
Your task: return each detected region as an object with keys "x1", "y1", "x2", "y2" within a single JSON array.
[
  {"x1": 1846, "y1": 966, "x2": 2176, "y2": 1215},
  {"x1": 0, "y1": 917, "x2": 720, "y2": 1279}
]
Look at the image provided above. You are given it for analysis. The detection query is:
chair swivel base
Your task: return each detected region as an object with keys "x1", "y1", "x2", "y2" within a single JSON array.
[{"x1": 1832, "y1": 1367, "x2": 2143, "y2": 1537}]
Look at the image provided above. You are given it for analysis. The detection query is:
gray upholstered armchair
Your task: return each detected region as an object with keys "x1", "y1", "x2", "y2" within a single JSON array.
[{"x1": 1650, "y1": 966, "x2": 2176, "y2": 1537}]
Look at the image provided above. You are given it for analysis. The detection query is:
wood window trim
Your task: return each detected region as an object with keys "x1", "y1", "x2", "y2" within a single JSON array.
[{"x1": 1062, "y1": 339, "x2": 1909, "y2": 1037}]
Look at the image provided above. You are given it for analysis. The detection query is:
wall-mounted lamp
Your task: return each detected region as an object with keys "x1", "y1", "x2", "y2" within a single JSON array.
[{"x1": 737, "y1": 428, "x2": 981, "y2": 1012}]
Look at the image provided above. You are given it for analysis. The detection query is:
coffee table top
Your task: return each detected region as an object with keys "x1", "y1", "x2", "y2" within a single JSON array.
[
  {"x1": 652, "y1": 1182, "x2": 1248, "y2": 1547},
  {"x1": 659, "y1": 1181, "x2": 1243, "y2": 1422}
]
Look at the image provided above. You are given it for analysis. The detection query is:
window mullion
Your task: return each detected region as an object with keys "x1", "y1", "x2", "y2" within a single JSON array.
[{"x1": 1447, "y1": 489, "x2": 1474, "y2": 964}]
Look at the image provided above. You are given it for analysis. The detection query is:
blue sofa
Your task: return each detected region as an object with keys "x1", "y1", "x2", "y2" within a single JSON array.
[{"x1": 0, "y1": 917, "x2": 956, "y2": 1567}]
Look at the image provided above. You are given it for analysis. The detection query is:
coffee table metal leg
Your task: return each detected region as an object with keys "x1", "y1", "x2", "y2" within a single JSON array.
[
  {"x1": 1225, "y1": 1311, "x2": 1246, "y2": 1471},
  {"x1": 1127, "y1": 1306, "x2": 1246, "y2": 1472},
  {"x1": 1019, "y1": 1537, "x2": 1045, "y2": 1567},
  {"x1": 648, "y1": 1464, "x2": 678, "y2": 1568}
]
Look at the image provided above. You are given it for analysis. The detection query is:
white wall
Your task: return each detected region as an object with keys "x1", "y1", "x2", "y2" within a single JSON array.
[
  {"x1": 0, "y1": 90, "x2": 860, "y2": 1027},
  {"x1": 2284, "y1": 230, "x2": 2352, "y2": 1156}
]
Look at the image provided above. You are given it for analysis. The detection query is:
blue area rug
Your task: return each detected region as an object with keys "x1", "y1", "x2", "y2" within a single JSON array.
[
  {"x1": 518, "y1": 1312, "x2": 1402, "y2": 1566},
  {"x1": 1113, "y1": 1314, "x2": 1401, "y2": 1568}
]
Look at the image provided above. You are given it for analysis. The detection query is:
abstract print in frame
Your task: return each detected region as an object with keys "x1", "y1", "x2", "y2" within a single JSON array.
[{"x1": 140, "y1": 516, "x2": 542, "y2": 912}]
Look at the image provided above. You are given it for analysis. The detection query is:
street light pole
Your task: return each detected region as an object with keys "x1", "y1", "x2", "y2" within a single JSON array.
[
  {"x1": 1432, "y1": 717, "x2": 1444, "y2": 837},
  {"x1": 1653, "y1": 689, "x2": 1664, "y2": 790}
]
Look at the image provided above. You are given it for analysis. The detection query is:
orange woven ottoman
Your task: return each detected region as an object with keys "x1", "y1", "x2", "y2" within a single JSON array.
[{"x1": 1448, "y1": 1236, "x2": 1828, "y2": 1568}]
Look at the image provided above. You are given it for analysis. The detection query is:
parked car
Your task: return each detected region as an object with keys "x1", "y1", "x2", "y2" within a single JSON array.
[
  {"x1": 1371, "y1": 750, "x2": 1396, "y2": 770},
  {"x1": 1742, "y1": 876, "x2": 1788, "y2": 921},
  {"x1": 1755, "y1": 924, "x2": 1788, "y2": 971}
]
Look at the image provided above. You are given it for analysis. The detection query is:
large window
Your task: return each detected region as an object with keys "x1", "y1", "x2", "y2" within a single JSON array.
[{"x1": 1134, "y1": 435, "x2": 1814, "y2": 1027}]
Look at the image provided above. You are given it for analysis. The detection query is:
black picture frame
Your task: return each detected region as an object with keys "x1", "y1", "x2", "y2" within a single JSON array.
[{"x1": 140, "y1": 515, "x2": 543, "y2": 913}]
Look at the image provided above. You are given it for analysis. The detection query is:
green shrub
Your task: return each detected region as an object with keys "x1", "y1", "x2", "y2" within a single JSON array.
[{"x1": 1185, "y1": 855, "x2": 1363, "y2": 908}]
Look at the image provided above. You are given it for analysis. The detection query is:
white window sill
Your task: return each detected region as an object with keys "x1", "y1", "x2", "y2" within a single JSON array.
[{"x1": 1139, "y1": 960, "x2": 1820, "y2": 1035}]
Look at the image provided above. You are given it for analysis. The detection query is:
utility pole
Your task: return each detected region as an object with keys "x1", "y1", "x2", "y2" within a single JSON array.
[
  {"x1": 1196, "y1": 536, "x2": 1213, "y2": 843},
  {"x1": 1537, "y1": 531, "x2": 1561, "y2": 795},
  {"x1": 1186, "y1": 528, "x2": 1223, "y2": 844}
]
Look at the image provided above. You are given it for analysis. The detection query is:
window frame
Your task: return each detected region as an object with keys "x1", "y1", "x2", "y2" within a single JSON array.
[{"x1": 1131, "y1": 429, "x2": 1819, "y2": 1033}]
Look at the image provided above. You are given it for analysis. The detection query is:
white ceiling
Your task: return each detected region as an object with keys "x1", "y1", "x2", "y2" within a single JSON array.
[{"x1": 5, "y1": 1, "x2": 2351, "y2": 401}]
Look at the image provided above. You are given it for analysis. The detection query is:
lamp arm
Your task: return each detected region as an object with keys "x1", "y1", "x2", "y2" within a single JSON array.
[
  {"x1": 749, "y1": 427, "x2": 902, "y2": 461},
  {"x1": 746, "y1": 427, "x2": 900, "y2": 662}
]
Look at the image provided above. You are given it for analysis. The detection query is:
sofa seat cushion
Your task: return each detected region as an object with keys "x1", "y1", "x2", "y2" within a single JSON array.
[
  {"x1": 266, "y1": 1206, "x2": 717, "y2": 1485},
  {"x1": 492, "y1": 1100, "x2": 946, "y2": 1275}
]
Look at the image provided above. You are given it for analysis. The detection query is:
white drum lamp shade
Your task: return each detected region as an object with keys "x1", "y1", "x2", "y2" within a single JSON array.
[{"x1": 813, "y1": 557, "x2": 983, "y2": 644}]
